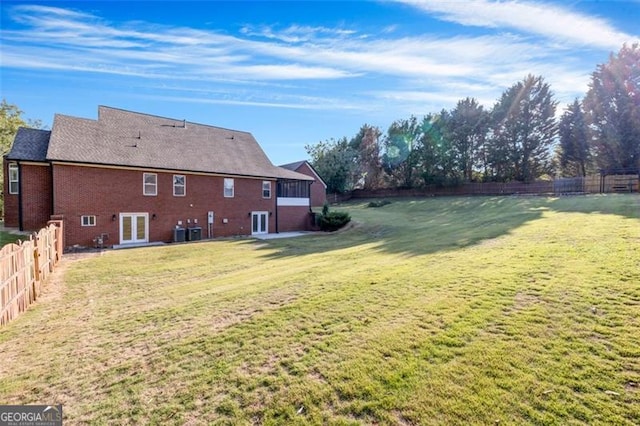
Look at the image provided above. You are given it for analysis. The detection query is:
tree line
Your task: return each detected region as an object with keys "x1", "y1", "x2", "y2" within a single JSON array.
[{"x1": 307, "y1": 44, "x2": 640, "y2": 193}]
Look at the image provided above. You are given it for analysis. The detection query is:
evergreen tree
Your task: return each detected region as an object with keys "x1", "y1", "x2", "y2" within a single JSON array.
[
  {"x1": 487, "y1": 75, "x2": 557, "y2": 182},
  {"x1": 583, "y1": 43, "x2": 640, "y2": 170},
  {"x1": 558, "y1": 99, "x2": 590, "y2": 176},
  {"x1": 447, "y1": 98, "x2": 489, "y2": 181},
  {"x1": 349, "y1": 125, "x2": 383, "y2": 190},
  {"x1": 418, "y1": 111, "x2": 457, "y2": 186}
]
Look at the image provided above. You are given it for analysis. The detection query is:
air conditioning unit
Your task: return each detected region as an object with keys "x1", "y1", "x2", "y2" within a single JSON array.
[
  {"x1": 174, "y1": 227, "x2": 186, "y2": 242},
  {"x1": 186, "y1": 227, "x2": 202, "y2": 241}
]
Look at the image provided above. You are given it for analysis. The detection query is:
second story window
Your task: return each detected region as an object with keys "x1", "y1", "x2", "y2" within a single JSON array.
[
  {"x1": 8, "y1": 164, "x2": 19, "y2": 194},
  {"x1": 173, "y1": 175, "x2": 186, "y2": 196},
  {"x1": 144, "y1": 173, "x2": 157, "y2": 196},
  {"x1": 224, "y1": 178, "x2": 234, "y2": 198},
  {"x1": 262, "y1": 181, "x2": 271, "y2": 198}
]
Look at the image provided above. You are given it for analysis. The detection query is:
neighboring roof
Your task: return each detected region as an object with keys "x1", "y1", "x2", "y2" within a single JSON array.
[
  {"x1": 280, "y1": 161, "x2": 306, "y2": 171},
  {"x1": 45, "y1": 106, "x2": 312, "y2": 181},
  {"x1": 280, "y1": 160, "x2": 327, "y2": 188},
  {"x1": 5, "y1": 128, "x2": 51, "y2": 162}
]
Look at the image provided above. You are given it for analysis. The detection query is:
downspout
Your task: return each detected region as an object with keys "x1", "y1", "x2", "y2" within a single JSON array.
[
  {"x1": 17, "y1": 163, "x2": 23, "y2": 231},
  {"x1": 275, "y1": 181, "x2": 279, "y2": 233},
  {"x1": 308, "y1": 181, "x2": 313, "y2": 229},
  {"x1": 50, "y1": 162, "x2": 55, "y2": 218}
]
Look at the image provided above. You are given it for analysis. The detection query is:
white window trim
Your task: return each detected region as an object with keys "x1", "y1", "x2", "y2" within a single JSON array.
[
  {"x1": 224, "y1": 178, "x2": 234, "y2": 198},
  {"x1": 173, "y1": 174, "x2": 186, "y2": 197},
  {"x1": 8, "y1": 164, "x2": 19, "y2": 195},
  {"x1": 144, "y1": 173, "x2": 157, "y2": 196},
  {"x1": 81, "y1": 215, "x2": 96, "y2": 227},
  {"x1": 262, "y1": 181, "x2": 272, "y2": 199}
]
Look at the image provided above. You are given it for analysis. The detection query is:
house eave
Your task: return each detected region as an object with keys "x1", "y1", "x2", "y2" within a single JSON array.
[{"x1": 48, "y1": 160, "x2": 282, "y2": 181}]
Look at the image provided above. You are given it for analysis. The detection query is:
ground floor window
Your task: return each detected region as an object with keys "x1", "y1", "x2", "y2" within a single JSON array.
[{"x1": 81, "y1": 215, "x2": 96, "y2": 226}]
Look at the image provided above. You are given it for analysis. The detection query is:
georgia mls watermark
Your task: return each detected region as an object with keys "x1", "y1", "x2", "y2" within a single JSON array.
[{"x1": 0, "y1": 405, "x2": 62, "y2": 426}]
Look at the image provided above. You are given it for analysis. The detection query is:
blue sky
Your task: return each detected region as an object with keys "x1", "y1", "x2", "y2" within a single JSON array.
[{"x1": 1, "y1": 1, "x2": 639, "y2": 165}]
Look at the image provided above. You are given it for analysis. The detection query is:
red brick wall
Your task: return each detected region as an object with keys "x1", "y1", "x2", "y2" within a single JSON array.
[
  {"x1": 21, "y1": 164, "x2": 53, "y2": 231},
  {"x1": 52, "y1": 164, "x2": 283, "y2": 247},
  {"x1": 277, "y1": 206, "x2": 312, "y2": 232},
  {"x1": 2, "y1": 160, "x2": 52, "y2": 230},
  {"x1": 294, "y1": 162, "x2": 326, "y2": 208}
]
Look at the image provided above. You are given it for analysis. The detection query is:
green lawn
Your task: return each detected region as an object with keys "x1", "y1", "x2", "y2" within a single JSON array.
[
  {"x1": 0, "y1": 229, "x2": 27, "y2": 247},
  {"x1": 1, "y1": 195, "x2": 639, "y2": 425}
]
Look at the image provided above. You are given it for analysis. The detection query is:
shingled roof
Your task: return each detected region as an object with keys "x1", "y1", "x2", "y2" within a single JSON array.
[
  {"x1": 43, "y1": 106, "x2": 312, "y2": 181},
  {"x1": 5, "y1": 128, "x2": 51, "y2": 162},
  {"x1": 280, "y1": 160, "x2": 307, "y2": 171}
]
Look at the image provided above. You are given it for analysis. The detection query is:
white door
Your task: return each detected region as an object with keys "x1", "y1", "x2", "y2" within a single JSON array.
[
  {"x1": 251, "y1": 211, "x2": 268, "y2": 235},
  {"x1": 120, "y1": 213, "x2": 149, "y2": 244}
]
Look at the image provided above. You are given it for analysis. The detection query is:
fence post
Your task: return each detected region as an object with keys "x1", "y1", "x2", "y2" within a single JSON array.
[
  {"x1": 33, "y1": 242, "x2": 40, "y2": 283},
  {"x1": 47, "y1": 219, "x2": 64, "y2": 264}
]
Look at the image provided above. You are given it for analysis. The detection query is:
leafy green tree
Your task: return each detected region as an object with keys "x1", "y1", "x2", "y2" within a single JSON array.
[
  {"x1": 0, "y1": 100, "x2": 46, "y2": 216},
  {"x1": 305, "y1": 137, "x2": 357, "y2": 193},
  {"x1": 487, "y1": 75, "x2": 557, "y2": 182},
  {"x1": 0, "y1": 100, "x2": 28, "y2": 156},
  {"x1": 558, "y1": 99, "x2": 590, "y2": 177},
  {"x1": 382, "y1": 116, "x2": 422, "y2": 188},
  {"x1": 583, "y1": 43, "x2": 640, "y2": 170},
  {"x1": 447, "y1": 98, "x2": 489, "y2": 181}
]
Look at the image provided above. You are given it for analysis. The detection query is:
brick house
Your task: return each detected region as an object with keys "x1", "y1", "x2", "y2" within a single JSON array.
[
  {"x1": 3, "y1": 106, "x2": 315, "y2": 249},
  {"x1": 279, "y1": 161, "x2": 327, "y2": 207}
]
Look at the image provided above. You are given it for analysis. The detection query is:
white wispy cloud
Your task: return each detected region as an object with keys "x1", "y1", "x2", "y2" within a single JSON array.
[
  {"x1": 1, "y1": 2, "x2": 629, "y2": 115},
  {"x1": 240, "y1": 24, "x2": 357, "y2": 43},
  {"x1": 141, "y1": 94, "x2": 367, "y2": 111},
  {"x1": 396, "y1": 0, "x2": 637, "y2": 49}
]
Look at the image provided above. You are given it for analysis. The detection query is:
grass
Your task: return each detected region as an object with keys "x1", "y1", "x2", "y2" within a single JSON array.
[
  {"x1": 0, "y1": 229, "x2": 27, "y2": 247},
  {"x1": 0, "y1": 194, "x2": 639, "y2": 425}
]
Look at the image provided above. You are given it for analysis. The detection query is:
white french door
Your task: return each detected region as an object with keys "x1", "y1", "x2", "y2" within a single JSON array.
[
  {"x1": 251, "y1": 211, "x2": 268, "y2": 235},
  {"x1": 120, "y1": 213, "x2": 149, "y2": 244}
]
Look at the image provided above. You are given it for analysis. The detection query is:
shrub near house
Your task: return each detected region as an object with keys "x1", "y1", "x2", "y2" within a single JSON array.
[{"x1": 318, "y1": 203, "x2": 351, "y2": 231}]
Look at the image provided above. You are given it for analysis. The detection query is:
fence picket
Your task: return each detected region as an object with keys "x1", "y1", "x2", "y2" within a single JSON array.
[{"x1": 0, "y1": 222, "x2": 63, "y2": 326}]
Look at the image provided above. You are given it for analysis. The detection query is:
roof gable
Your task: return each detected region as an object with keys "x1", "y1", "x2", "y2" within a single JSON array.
[
  {"x1": 280, "y1": 160, "x2": 326, "y2": 187},
  {"x1": 6, "y1": 128, "x2": 51, "y2": 162},
  {"x1": 46, "y1": 106, "x2": 312, "y2": 181}
]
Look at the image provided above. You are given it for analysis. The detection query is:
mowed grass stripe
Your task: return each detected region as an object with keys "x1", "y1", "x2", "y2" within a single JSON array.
[{"x1": 0, "y1": 195, "x2": 638, "y2": 425}]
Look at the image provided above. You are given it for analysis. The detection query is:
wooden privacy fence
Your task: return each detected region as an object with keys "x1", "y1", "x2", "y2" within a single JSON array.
[
  {"x1": 0, "y1": 221, "x2": 63, "y2": 326},
  {"x1": 329, "y1": 174, "x2": 639, "y2": 202}
]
